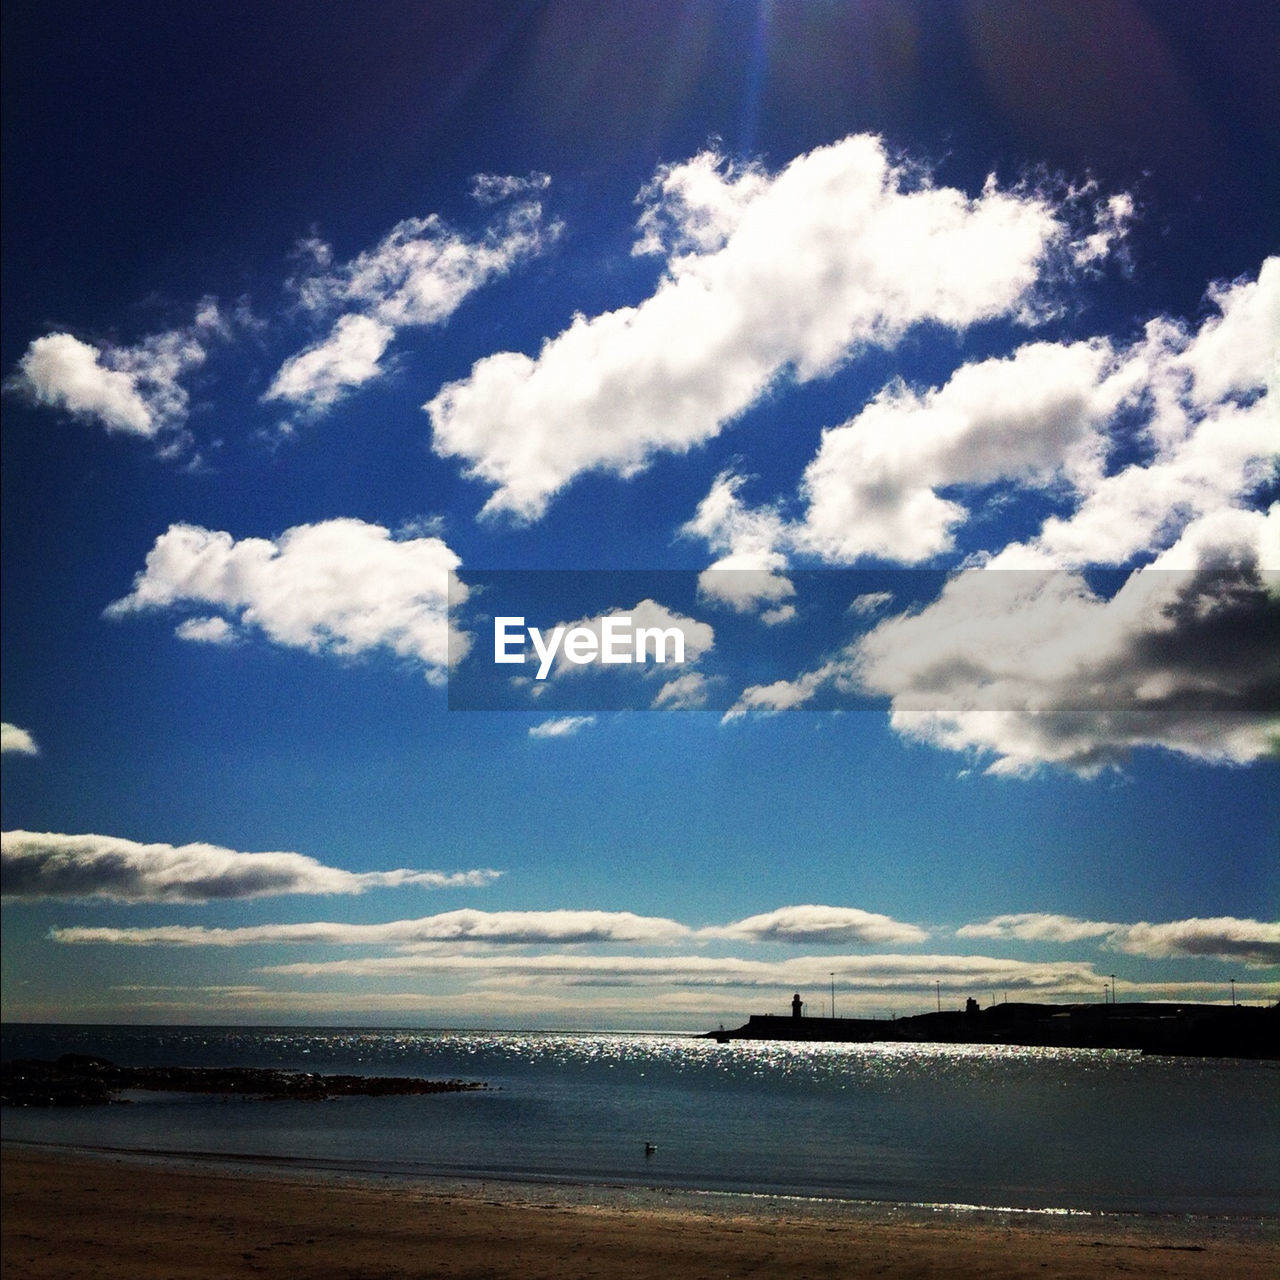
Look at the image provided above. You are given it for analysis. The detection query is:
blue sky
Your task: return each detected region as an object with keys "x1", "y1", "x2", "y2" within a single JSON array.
[{"x1": 2, "y1": 0, "x2": 1276, "y2": 1029}]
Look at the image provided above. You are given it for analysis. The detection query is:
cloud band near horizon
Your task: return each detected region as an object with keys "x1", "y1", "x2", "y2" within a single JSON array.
[{"x1": 41, "y1": 902, "x2": 1278, "y2": 968}]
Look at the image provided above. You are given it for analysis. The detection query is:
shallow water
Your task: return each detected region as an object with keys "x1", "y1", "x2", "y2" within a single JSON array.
[{"x1": 4, "y1": 1024, "x2": 1277, "y2": 1216}]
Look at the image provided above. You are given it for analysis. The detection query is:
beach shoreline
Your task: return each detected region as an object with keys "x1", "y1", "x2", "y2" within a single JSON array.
[{"x1": 5, "y1": 1144, "x2": 1277, "y2": 1279}]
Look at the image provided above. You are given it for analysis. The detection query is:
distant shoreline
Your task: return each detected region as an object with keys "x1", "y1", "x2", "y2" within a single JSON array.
[
  {"x1": 5, "y1": 1145, "x2": 1278, "y2": 1280},
  {"x1": 706, "y1": 1000, "x2": 1280, "y2": 1059}
]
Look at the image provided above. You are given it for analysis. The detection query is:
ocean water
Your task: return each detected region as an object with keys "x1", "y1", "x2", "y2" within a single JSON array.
[{"x1": 3, "y1": 1024, "x2": 1277, "y2": 1218}]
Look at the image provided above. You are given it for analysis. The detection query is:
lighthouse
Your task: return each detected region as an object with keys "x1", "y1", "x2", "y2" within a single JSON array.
[{"x1": 791, "y1": 992, "x2": 803, "y2": 1020}]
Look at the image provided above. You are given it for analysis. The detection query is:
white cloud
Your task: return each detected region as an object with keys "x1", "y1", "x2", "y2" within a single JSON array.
[
  {"x1": 698, "y1": 561, "x2": 797, "y2": 616},
  {"x1": 686, "y1": 474, "x2": 797, "y2": 616},
  {"x1": 1111, "y1": 918, "x2": 1280, "y2": 966},
  {"x1": 2, "y1": 830, "x2": 501, "y2": 903},
  {"x1": 471, "y1": 171, "x2": 551, "y2": 205},
  {"x1": 849, "y1": 592, "x2": 893, "y2": 616},
  {"x1": 428, "y1": 135, "x2": 1114, "y2": 520},
  {"x1": 1006, "y1": 259, "x2": 1279, "y2": 570},
  {"x1": 854, "y1": 508, "x2": 1279, "y2": 774},
  {"x1": 10, "y1": 302, "x2": 221, "y2": 439},
  {"x1": 105, "y1": 518, "x2": 466, "y2": 683},
  {"x1": 44, "y1": 898, "x2": 1276, "y2": 1010},
  {"x1": 722, "y1": 650, "x2": 855, "y2": 722},
  {"x1": 957, "y1": 912, "x2": 1280, "y2": 966},
  {"x1": 687, "y1": 256, "x2": 1276, "y2": 583},
  {"x1": 1, "y1": 723, "x2": 39, "y2": 756},
  {"x1": 632, "y1": 150, "x2": 771, "y2": 258},
  {"x1": 1072, "y1": 193, "x2": 1135, "y2": 268},
  {"x1": 528, "y1": 714, "x2": 597, "y2": 738},
  {"x1": 263, "y1": 314, "x2": 393, "y2": 414},
  {"x1": 329, "y1": 206, "x2": 551, "y2": 330},
  {"x1": 957, "y1": 914, "x2": 1121, "y2": 943},
  {"x1": 1181, "y1": 256, "x2": 1280, "y2": 407},
  {"x1": 51, "y1": 907, "x2": 689, "y2": 947},
  {"x1": 267, "y1": 186, "x2": 557, "y2": 414},
  {"x1": 704, "y1": 905, "x2": 929, "y2": 946},
  {"x1": 725, "y1": 507, "x2": 1278, "y2": 771},
  {"x1": 14, "y1": 334, "x2": 154, "y2": 434},
  {"x1": 173, "y1": 615, "x2": 238, "y2": 645},
  {"x1": 760, "y1": 603, "x2": 797, "y2": 626},
  {"x1": 687, "y1": 334, "x2": 1140, "y2": 569},
  {"x1": 37, "y1": 938, "x2": 1112, "y2": 1008},
  {"x1": 46, "y1": 902, "x2": 923, "y2": 952},
  {"x1": 793, "y1": 339, "x2": 1122, "y2": 563},
  {"x1": 652, "y1": 671, "x2": 713, "y2": 709}
]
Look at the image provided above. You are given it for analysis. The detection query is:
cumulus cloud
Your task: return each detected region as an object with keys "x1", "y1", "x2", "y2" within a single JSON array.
[
  {"x1": 10, "y1": 302, "x2": 223, "y2": 439},
  {"x1": 855, "y1": 509, "x2": 1280, "y2": 774},
  {"x1": 631, "y1": 150, "x2": 772, "y2": 258},
  {"x1": 529, "y1": 714, "x2": 597, "y2": 738},
  {"x1": 13, "y1": 334, "x2": 155, "y2": 434},
  {"x1": 1, "y1": 723, "x2": 39, "y2": 756},
  {"x1": 685, "y1": 476, "x2": 798, "y2": 616},
  {"x1": 652, "y1": 671, "x2": 714, "y2": 709},
  {"x1": 1, "y1": 831, "x2": 501, "y2": 904},
  {"x1": 1001, "y1": 259, "x2": 1279, "y2": 570},
  {"x1": 703, "y1": 905, "x2": 929, "y2": 946},
  {"x1": 698, "y1": 562, "x2": 797, "y2": 618},
  {"x1": 428, "y1": 134, "x2": 1117, "y2": 520},
  {"x1": 958, "y1": 911, "x2": 1280, "y2": 966},
  {"x1": 266, "y1": 182, "x2": 557, "y2": 415},
  {"x1": 688, "y1": 256, "x2": 1276, "y2": 611},
  {"x1": 105, "y1": 518, "x2": 466, "y2": 683},
  {"x1": 792, "y1": 339, "x2": 1123, "y2": 563},
  {"x1": 725, "y1": 507, "x2": 1278, "y2": 771},
  {"x1": 173, "y1": 615, "x2": 238, "y2": 645}
]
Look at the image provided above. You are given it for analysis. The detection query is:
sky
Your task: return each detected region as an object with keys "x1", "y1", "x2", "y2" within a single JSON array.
[{"x1": 2, "y1": 0, "x2": 1277, "y2": 1030}]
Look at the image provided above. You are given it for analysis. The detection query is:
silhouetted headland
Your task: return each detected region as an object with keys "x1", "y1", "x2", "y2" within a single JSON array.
[
  {"x1": 1, "y1": 1055, "x2": 487, "y2": 1107},
  {"x1": 707, "y1": 994, "x2": 1280, "y2": 1059}
]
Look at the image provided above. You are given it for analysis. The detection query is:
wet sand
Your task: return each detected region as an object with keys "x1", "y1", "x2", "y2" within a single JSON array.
[{"x1": 3, "y1": 1145, "x2": 1276, "y2": 1279}]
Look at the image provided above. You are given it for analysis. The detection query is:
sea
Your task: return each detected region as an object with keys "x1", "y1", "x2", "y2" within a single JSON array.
[{"x1": 3, "y1": 1024, "x2": 1278, "y2": 1224}]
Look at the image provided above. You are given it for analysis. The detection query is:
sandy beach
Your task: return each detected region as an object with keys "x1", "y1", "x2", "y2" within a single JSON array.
[{"x1": 3, "y1": 1146, "x2": 1276, "y2": 1280}]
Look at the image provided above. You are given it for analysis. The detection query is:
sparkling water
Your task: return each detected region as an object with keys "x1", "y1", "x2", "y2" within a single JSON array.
[{"x1": 3, "y1": 1024, "x2": 1276, "y2": 1217}]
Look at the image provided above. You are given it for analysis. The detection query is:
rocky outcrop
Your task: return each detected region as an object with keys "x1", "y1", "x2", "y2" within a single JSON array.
[{"x1": 0, "y1": 1054, "x2": 487, "y2": 1106}]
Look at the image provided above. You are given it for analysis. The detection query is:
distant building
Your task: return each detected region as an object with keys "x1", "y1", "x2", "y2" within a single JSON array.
[{"x1": 791, "y1": 993, "x2": 804, "y2": 1020}]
